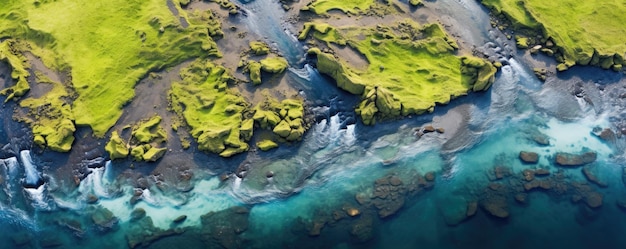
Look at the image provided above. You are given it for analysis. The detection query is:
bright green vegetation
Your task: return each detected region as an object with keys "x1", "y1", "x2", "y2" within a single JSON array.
[
  {"x1": 105, "y1": 131, "x2": 130, "y2": 160},
  {"x1": 249, "y1": 41, "x2": 270, "y2": 55},
  {"x1": 300, "y1": 20, "x2": 496, "y2": 125},
  {"x1": 257, "y1": 139, "x2": 278, "y2": 151},
  {"x1": 302, "y1": 0, "x2": 375, "y2": 15},
  {"x1": 481, "y1": 0, "x2": 626, "y2": 71},
  {"x1": 409, "y1": 0, "x2": 423, "y2": 7},
  {"x1": 106, "y1": 115, "x2": 168, "y2": 161},
  {"x1": 243, "y1": 56, "x2": 289, "y2": 85},
  {"x1": 260, "y1": 57, "x2": 289, "y2": 73},
  {"x1": 17, "y1": 72, "x2": 76, "y2": 152},
  {"x1": 247, "y1": 61, "x2": 263, "y2": 85},
  {"x1": 0, "y1": 0, "x2": 224, "y2": 141},
  {"x1": 169, "y1": 60, "x2": 252, "y2": 157},
  {"x1": 0, "y1": 40, "x2": 30, "y2": 102},
  {"x1": 252, "y1": 92, "x2": 307, "y2": 142}
]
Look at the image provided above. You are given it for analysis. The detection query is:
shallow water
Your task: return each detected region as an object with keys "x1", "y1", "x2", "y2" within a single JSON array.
[{"x1": 1, "y1": 0, "x2": 626, "y2": 248}]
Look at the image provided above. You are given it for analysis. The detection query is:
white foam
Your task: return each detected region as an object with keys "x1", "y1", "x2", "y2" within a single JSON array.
[
  {"x1": 25, "y1": 184, "x2": 50, "y2": 210},
  {"x1": 20, "y1": 150, "x2": 41, "y2": 187}
]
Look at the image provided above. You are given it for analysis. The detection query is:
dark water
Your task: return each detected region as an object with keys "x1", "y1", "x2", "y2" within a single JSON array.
[{"x1": 1, "y1": 0, "x2": 626, "y2": 248}]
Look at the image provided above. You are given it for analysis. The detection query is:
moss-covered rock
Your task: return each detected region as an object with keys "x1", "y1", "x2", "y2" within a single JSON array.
[
  {"x1": 460, "y1": 56, "x2": 497, "y2": 91},
  {"x1": 257, "y1": 139, "x2": 278, "y2": 151},
  {"x1": 132, "y1": 116, "x2": 166, "y2": 144},
  {"x1": 130, "y1": 145, "x2": 146, "y2": 161},
  {"x1": 273, "y1": 120, "x2": 292, "y2": 138},
  {"x1": 240, "y1": 119, "x2": 254, "y2": 141},
  {"x1": 170, "y1": 60, "x2": 251, "y2": 157},
  {"x1": 142, "y1": 147, "x2": 167, "y2": 162},
  {"x1": 106, "y1": 131, "x2": 129, "y2": 160},
  {"x1": 260, "y1": 57, "x2": 289, "y2": 74},
  {"x1": 249, "y1": 41, "x2": 270, "y2": 55},
  {"x1": 247, "y1": 61, "x2": 262, "y2": 85}
]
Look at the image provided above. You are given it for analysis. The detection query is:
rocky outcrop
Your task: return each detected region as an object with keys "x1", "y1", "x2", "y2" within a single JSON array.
[
  {"x1": 555, "y1": 151, "x2": 597, "y2": 166},
  {"x1": 105, "y1": 131, "x2": 129, "y2": 160}
]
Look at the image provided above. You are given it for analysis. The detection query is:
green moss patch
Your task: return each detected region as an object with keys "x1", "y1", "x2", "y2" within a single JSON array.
[
  {"x1": 252, "y1": 93, "x2": 307, "y2": 142},
  {"x1": 243, "y1": 56, "x2": 289, "y2": 85},
  {"x1": 105, "y1": 131, "x2": 130, "y2": 160},
  {"x1": 300, "y1": 20, "x2": 496, "y2": 124},
  {"x1": 302, "y1": 0, "x2": 375, "y2": 15},
  {"x1": 16, "y1": 72, "x2": 76, "y2": 152},
  {"x1": 481, "y1": 0, "x2": 626, "y2": 71},
  {"x1": 249, "y1": 41, "x2": 270, "y2": 55},
  {"x1": 257, "y1": 139, "x2": 278, "y2": 151},
  {"x1": 169, "y1": 60, "x2": 251, "y2": 157},
  {"x1": 0, "y1": 40, "x2": 31, "y2": 102},
  {"x1": 106, "y1": 115, "x2": 167, "y2": 161},
  {"x1": 0, "y1": 0, "x2": 224, "y2": 137}
]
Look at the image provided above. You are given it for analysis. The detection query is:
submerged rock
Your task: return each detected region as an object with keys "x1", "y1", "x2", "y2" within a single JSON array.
[
  {"x1": 519, "y1": 151, "x2": 539, "y2": 164},
  {"x1": 350, "y1": 215, "x2": 374, "y2": 242},
  {"x1": 582, "y1": 166, "x2": 607, "y2": 188},
  {"x1": 555, "y1": 151, "x2": 597, "y2": 166},
  {"x1": 91, "y1": 207, "x2": 119, "y2": 231},
  {"x1": 481, "y1": 196, "x2": 509, "y2": 218}
]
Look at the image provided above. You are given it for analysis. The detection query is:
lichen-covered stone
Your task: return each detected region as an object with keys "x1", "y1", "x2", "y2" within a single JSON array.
[
  {"x1": 106, "y1": 131, "x2": 129, "y2": 160},
  {"x1": 257, "y1": 139, "x2": 278, "y2": 151}
]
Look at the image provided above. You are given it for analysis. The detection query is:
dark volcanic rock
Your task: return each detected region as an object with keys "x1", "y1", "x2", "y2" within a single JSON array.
[
  {"x1": 555, "y1": 151, "x2": 597, "y2": 166},
  {"x1": 519, "y1": 151, "x2": 539, "y2": 164}
]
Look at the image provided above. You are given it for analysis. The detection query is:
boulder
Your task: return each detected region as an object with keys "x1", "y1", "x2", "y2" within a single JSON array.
[
  {"x1": 105, "y1": 131, "x2": 129, "y2": 160},
  {"x1": 555, "y1": 151, "x2": 597, "y2": 166},
  {"x1": 249, "y1": 41, "x2": 269, "y2": 55},
  {"x1": 142, "y1": 147, "x2": 166, "y2": 162},
  {"x1": 260, "y1": 57, "x2": 289, "y2": 74},
  {"x1": 257, "y1": 139, "x2": 278, "y2": 151},
  {"x1": 272, "y1": 120, "x2": 292, "y2": 138},
  {"x1": 519, "y1": 151, "x2": 539, "y2": 164}
]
